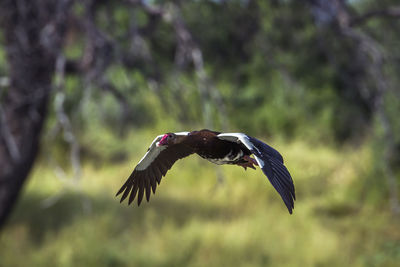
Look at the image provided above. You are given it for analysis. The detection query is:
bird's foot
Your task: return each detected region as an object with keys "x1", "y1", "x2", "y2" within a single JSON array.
[{"x1": 238, "y1": 155, "x2": 258, "y2": 170}]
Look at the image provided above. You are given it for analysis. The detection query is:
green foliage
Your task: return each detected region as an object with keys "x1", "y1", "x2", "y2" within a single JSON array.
[
  {"x1": 32, "y1": 0, "x2": 399, "y2": 146},
  {"x1": 1, "y1": 0, "x2": 400, "y2": 265}
]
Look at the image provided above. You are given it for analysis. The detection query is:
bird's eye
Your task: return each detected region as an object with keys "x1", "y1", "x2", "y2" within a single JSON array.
[{"x1": 168, "y1": 134, "x2": 173, "y2": 139}]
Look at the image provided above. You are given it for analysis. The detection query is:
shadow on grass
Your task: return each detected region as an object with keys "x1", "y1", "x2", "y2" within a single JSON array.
[{"x1": 7, "y1": 190, "x2": 242, "y2": 244}]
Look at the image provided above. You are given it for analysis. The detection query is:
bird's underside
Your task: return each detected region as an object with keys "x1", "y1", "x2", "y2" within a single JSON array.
[{"x1": 116, "y1": 129, "x2": 296, "y2": 213}]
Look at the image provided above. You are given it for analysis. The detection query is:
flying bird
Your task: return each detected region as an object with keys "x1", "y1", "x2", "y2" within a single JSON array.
[{"x1": 116, "y1": 129, "x2": 295, "y2": 213}]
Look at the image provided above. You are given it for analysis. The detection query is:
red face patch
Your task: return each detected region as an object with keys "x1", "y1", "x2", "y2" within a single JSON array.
[{"x1": 158, "y1": 134, "x2": 170, "y2": 146}]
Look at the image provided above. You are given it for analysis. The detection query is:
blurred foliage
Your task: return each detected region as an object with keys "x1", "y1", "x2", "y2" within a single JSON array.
[
  {"x1": 1, "y1": 0, "x2": 400, "y2": 266},
  {"x1": 39, "y1": 0, "x2": 399, "y2": 143}
]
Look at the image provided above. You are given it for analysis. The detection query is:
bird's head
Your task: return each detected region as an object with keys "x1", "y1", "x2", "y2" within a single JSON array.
[{"x1": 156, "y1": 133, "x2": 176, "y2": 147}]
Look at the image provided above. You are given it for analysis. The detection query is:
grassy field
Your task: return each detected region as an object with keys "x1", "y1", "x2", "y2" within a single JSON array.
[{"x1": 1, "y1": 132, "x2": 399, "y2": 267}]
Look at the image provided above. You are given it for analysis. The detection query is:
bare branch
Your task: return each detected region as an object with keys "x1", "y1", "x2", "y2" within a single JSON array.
[
  {"x1": 0, "y1": 105, "x2": 21, "y2": 162},
  {"x1": 0, "y1": 77, "x2": 10, "y2": 88},
  {"x1": 54, "y1": 55, "x2": 82, "y2": 181},
  {"x1": 168, "y1": 3, "x2": 228, "y2": 130},
  {"x1": 351, "y1": 6, "x2": 400, "y2": 26}
]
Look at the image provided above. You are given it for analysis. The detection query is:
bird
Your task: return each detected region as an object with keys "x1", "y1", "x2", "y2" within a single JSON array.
[{"x1": 116, "y1": 129, "x2": 295, "y2": 213}]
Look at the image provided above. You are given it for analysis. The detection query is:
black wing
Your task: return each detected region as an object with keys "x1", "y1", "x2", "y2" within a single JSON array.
[
  {"x1": 116, "y1": 142, "x2": 194, "y2": 206},
  {"x1": 217, "y1": 133, "x2": 296, "y2": 214}
]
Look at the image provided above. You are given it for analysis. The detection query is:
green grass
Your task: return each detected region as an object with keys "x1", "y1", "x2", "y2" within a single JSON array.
[{"x1": 1, "y1": 134, "x2": 400, "y2": 267}]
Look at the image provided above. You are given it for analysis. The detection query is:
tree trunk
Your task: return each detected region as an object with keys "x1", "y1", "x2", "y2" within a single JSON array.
[{"x1": 0, "y1": 0, "x2": 71, "y2": 229}]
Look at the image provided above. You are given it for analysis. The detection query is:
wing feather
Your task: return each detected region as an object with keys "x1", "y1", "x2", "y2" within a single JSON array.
[
  {"x1": 148, "y1": 168, "x2": 157, "y2": 194},
  {"x1": 117, "y1": 133, "x2": 194, "y2": 206},
  {"x1": 129, "y1": 180, "x2": 139, "y2": 205},
  {"x1": 119, "y1": 177, "x2": 132, "y2": 203},
  {"x1": 145, "y1": 177, "x2": 151, "y2": 202},
  {"x1": 217, "y1": 133, "x2": 296, "y2": 214},
  {"x1": 137, "y1": 178, "x2": 145, "y2": 205},
  {"x1": 153, "y1": 167, "x2": 162, "y2": 184}
]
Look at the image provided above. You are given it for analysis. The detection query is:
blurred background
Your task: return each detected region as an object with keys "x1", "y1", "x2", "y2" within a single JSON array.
[{"x1": 0, "y1": 0, "x2": 400, "y2": 266}]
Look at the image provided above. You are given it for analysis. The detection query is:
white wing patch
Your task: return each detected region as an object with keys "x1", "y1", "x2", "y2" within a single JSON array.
[
  {"x1": 136, "y1": 135, "x2": 165, "y2": 171},
  {"x1": 217, "y1": 133, "x2": 265, "y2": 168},
  {"x1": 175, "y1": 131, "x2": 190, "y2": 136},
  {"x1": 136, "y1": 132, "x2": 190, "y2": 171}
]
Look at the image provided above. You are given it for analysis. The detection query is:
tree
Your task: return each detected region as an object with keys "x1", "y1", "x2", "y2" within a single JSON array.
[
  {"x1": 307, "y1": 0, "x2": 400, "y2": 214},
  {"x1": 1, "y1": 0, "x2": 399, "y2": 229},
  {"x1": 0, "y1": 0, "x2": 224, "y2": 228},
  {"x1": 0, "y1": 0, "x2": 73, "y2": 228}
]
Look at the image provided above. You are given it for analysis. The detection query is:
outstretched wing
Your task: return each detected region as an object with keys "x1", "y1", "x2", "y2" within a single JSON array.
[
  {"x1": 116, "y1": 133, "x2": 193, "y2": 205},
  {"x1": 217, "y1": 133, "x2": 296, "y2": 214}
]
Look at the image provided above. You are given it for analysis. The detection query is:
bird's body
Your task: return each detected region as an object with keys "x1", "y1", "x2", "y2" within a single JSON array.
[
  {"x1": 117, "y1": 129, "x2": 296, "y2": 213},
  {"x1": 186, "y1": 130, "x2": 251, "y2": 165}
]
